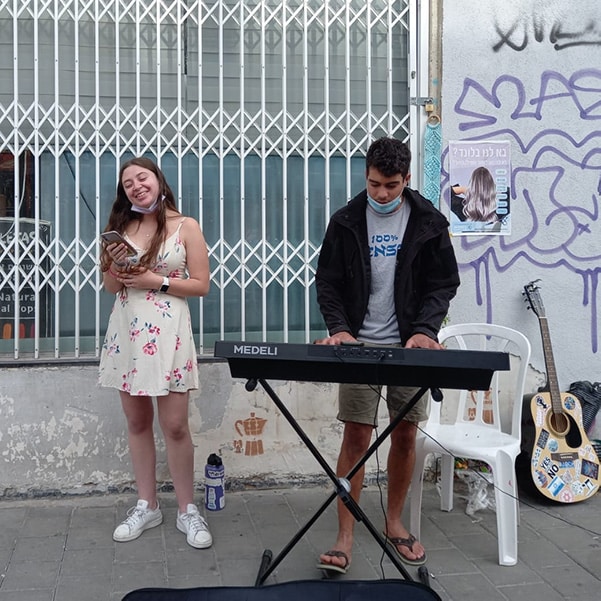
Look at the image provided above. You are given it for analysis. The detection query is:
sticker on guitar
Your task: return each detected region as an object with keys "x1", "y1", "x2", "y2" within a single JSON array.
[{"x1": 523, "y1": 280, "x2": 600, "y2": 503}]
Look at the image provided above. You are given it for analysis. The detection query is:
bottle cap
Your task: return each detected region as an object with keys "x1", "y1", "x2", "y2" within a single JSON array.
[{"x1": 207, "y1": 453, "x2": 222, "y2": 466}]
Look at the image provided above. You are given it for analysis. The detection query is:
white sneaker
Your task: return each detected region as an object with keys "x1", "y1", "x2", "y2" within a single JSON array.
[
  {"x1": 176, "y1": 504, "x2": 213, "y2": 549},
  {"x1": 113, "y1": 499, "x2": 163, "y2": 542}
]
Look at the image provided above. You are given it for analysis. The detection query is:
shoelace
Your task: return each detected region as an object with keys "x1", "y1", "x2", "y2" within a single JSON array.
[
  {"x1": 123, "y1": 505, "x2": 148, "y2": 527},
  {"x1": 182, "y1": 511, "x2": 207, "y2": 535}
]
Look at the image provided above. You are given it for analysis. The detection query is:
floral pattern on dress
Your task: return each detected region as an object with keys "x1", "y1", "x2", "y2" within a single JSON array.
[
  {"x1": 98, "y1": 219, "x2": 199, "y2": 396},
  {"x1": 103, "y1": 333, "x2": 120, "y2": 357}
]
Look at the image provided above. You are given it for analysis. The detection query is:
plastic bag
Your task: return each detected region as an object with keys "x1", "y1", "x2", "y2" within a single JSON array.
[{"x1": 453, "y1": 460, "x2": 495, "y2": 516}]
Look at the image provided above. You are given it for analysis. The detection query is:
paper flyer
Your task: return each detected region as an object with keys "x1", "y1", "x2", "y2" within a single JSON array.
[{"x1": 448, "y1": 140, "x2": 511, "y2": 235}]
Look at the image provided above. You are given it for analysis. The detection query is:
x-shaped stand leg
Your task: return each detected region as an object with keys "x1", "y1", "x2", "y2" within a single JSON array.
[{"x1": 248, "y1": 377, "x2": 439, "y2": 586}]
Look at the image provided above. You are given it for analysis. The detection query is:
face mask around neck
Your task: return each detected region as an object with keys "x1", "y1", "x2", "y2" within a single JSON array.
[
  {"x1": 367, "y1": 193, "x2": 403, "y2": 214},
  {"x1": 130, "y1": 195, "x2": 163, "y2": 214}
]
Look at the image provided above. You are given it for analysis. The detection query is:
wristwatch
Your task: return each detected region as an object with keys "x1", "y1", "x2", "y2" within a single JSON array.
[{"x1": 160, "y1": 276, "x2": 170, "y2": 293}]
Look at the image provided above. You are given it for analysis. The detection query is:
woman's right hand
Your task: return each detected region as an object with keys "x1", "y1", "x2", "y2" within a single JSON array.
[{"x1": 106, "y1": 242, "x2": 131, "y2": 267}]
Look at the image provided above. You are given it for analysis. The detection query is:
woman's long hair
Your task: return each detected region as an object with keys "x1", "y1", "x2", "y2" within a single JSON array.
[
  {"x1": 100, "y1": 157, "x2": 180, "y2": 272},
  {"x1": 462, "y1": 166, "x2": 497, "y2": 222}
]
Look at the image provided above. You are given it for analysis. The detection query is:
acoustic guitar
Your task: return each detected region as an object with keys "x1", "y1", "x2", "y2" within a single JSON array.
[{"x1": 523, "y1": 280, "x2": 600, "y2": 502}]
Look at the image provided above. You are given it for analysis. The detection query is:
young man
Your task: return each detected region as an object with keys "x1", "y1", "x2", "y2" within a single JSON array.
[{"x1": 315, "y1": 137, "x2": 460, "y2": 572}]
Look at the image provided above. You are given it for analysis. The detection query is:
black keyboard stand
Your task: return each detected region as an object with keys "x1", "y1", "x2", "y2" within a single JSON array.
[{"x1": 245, "y1": 376, "x2": 441, "y2": 587}]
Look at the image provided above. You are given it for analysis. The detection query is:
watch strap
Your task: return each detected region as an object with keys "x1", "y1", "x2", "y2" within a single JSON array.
[{"x1": 160, "y1": 276, "x2": 170, "y2": 293}]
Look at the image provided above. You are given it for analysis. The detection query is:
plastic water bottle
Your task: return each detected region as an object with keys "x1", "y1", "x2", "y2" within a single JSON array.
[{"x1": 204, "y1": 453, "x2": 225, "y2": 511}]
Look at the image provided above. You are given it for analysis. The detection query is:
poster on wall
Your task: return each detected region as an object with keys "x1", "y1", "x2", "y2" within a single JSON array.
[{"x1": 448, "y1": 140, "x2": 511, "y2": 235}]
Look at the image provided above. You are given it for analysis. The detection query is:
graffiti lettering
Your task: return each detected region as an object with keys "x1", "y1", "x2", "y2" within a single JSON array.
[
  {"x1": 493, "y1": 15, "x2": 601, "y2": 52},
  {"x1": 455, "y1": 70, "x2": 601, "y2": 132},
  {"x1": 449, "y1": 69, "x2": 601, "y2": 352}
]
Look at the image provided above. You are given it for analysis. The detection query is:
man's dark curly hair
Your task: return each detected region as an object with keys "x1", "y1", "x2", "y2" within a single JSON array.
[{"x1": 365, "y1": 137, "x2": 411, "y2": 178}]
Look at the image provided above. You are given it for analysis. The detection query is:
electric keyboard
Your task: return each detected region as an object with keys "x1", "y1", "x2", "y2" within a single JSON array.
[{"x1": 214, "y1": 340, "x2": 509, "y2": 390}]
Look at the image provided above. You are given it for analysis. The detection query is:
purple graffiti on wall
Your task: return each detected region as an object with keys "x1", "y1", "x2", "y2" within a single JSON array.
[{"x1": 445, "y1": 69, "x2": 601, "y2": 352}]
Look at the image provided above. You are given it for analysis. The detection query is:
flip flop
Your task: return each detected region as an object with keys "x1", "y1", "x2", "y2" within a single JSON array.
[
  {"x1": 383, "y1": 533, "x2": 427, "y2": 566},
  {"x1": 317, "y1": 549, "x2": 350, "y2": 574}
]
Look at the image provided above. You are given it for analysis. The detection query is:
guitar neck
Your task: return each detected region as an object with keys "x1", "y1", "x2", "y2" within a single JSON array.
[{"x1": 538, "y1": 316, "x2": 562, "y2": 413}]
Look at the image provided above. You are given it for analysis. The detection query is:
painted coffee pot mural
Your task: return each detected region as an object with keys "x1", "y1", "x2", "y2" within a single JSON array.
[{"x1": 234, "y1": 412, "x2": 267, "y2": 456}]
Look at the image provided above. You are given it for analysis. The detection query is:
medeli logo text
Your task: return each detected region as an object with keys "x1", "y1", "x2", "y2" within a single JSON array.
[{"x1": 233, "y1": 344, "x2": 278, "y2": 356}]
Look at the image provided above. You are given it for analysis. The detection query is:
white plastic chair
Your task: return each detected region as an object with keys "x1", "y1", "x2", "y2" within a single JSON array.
[{"x1": 409, "y1": 323, "x2": 531, "y2": 566}]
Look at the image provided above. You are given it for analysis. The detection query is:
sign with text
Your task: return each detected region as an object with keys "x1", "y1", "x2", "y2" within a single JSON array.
[
  {"x1": 0, "y1": 218, "x2": 52, "y2": 338},
  {"x1": 448, "y1": 140, "x2": 511, "y2": 236}
]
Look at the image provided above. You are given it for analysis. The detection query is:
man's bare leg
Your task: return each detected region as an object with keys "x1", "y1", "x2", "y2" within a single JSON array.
[
  {"x1": 318, "y1": 421, "x2": 373, "y2": 570},
  {"x1": 384, "y1": 419, "x2": 425, "y2": 562}
]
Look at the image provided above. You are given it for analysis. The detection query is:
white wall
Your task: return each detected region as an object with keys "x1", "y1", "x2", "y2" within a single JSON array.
[
  {"x1": 0, "y1": 362, "x2": 397, "y2": 496},
  {"x1": 442, "y1": 0, "x2": 601, "y2": 398},
  {"x1": 0, "y1": 356, "x2": 543, "y2": 497}
]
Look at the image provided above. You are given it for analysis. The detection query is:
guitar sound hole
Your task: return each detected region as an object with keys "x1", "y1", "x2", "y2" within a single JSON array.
[
  {"x1": 548, "y1": 412, "x2": 583, "y2": 448},
  {"x1": 548, "y1": 412, "x2": 569, "y2": 436}
]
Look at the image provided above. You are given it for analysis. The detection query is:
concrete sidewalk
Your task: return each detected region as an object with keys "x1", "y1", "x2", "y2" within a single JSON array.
[{"x1": 0, "y1": 480, "x2": 599, "y2": 601}]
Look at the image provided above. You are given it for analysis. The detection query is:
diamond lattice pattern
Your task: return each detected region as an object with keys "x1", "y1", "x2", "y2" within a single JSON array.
[{"x1": 0, "y1": 0, "x2": 412, "y2": 358}]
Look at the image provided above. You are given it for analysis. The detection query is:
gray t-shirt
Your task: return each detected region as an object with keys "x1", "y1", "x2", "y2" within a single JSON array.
[{"x1": 358, "y1": 200, "x2": 411, "y2": 344}]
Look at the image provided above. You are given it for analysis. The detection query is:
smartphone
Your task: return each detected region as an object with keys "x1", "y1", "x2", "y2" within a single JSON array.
[{"x1": 100, "y1": 231, "x2": 138, "y2": 256}]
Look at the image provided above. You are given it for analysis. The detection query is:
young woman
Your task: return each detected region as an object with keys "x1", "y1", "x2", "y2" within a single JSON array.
[{"x1": 99, "y1": 157, "x2": 212, "y2": 549}]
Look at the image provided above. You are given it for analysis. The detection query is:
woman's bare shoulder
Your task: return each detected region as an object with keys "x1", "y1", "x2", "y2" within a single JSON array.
[{"x1": 175, "y1": 215, "x2": 204, "y2": 241}]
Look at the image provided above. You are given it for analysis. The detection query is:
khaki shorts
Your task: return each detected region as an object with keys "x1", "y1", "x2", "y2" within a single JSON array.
[{"x1": 337, "y1": 382, "x2": 428, "y2": 425}]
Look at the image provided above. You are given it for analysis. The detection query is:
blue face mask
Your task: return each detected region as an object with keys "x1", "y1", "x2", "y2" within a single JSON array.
[
  {"x1": 131, "y1": 195, "x2": 163, "y2": 214},
  {"x1": 367, "y1": 193, "x2": 403, "y2": 214}
]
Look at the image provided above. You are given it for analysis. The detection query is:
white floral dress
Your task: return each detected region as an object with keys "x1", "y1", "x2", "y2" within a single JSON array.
[{"x1": 98, "y1": 219, "x2": 199, "y2": 396}]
